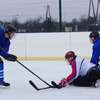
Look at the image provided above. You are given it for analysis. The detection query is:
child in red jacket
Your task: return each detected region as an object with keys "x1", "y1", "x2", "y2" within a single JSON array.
[{"x1": 58, "y1": 51, "x2": 100, "y2": 88}]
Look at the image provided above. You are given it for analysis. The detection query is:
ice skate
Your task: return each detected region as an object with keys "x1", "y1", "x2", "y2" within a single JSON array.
[
  {"x1": 0, "y1": 81, "x2": 10, "y2": 87},
  {"x1": 94, "y1": 79, "x2": 100, "y2": 88}
]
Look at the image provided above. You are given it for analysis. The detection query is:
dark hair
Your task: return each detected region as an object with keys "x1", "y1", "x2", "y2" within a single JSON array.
[
  {"x1": 89, "y1": 31, "x2": 99, "y2": 39},
  {"x1": 5, "y1": 24, "x2": 16, "y2": 33}
]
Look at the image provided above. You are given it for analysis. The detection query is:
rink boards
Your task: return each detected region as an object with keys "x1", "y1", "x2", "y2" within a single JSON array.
[{"x1": 10, "y1": 32, "x2": 92, "y2": 61}]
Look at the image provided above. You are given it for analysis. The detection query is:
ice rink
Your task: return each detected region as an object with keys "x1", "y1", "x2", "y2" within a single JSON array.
[{"x1": 1, "y1": 60, "x2": 100, "y2": 100}]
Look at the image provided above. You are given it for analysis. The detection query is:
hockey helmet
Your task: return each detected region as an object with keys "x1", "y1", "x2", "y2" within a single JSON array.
[{"x1": 65, "y1": 51, "x2": 76, "y2": 59}]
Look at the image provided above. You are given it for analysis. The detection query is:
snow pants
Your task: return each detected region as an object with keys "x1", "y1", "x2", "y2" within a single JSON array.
[{"x1": 71, "y1": 67, "x2": 100, "y2": 87}]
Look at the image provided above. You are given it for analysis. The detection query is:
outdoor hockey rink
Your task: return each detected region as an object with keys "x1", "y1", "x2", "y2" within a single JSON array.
[
  {"x1": 1, "y1": 32, "x2": 100, "y2": 100},
  {"x1": 1, "y1": 61, "x2": 100, "y2": 100}
]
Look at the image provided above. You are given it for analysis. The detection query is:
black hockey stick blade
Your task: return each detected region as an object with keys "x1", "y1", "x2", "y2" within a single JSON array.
[
  {"x1": 51, "y1": 81, "x2": 61, "y2": 89},
  {"x1": 29, "y1": 80, "x2": 54, "y2": 91},
  {"x1": 29, "y1": 80, "x2": 40, "y2": 90}
]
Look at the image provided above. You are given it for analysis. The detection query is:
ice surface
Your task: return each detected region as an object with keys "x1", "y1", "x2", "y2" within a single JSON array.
[{"x1": 1, "y1": 61, "x2": 100, "y2": 100}]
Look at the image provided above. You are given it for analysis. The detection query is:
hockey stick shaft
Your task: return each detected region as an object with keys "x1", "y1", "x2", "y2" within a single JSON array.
[{"x1": 16, "y1": 60, "x2": 51, "y2": 87}]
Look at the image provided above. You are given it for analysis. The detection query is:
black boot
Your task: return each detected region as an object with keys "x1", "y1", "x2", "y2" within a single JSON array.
[{"x1": 0, "y1": 81, "x2": 10, "y2": 87}]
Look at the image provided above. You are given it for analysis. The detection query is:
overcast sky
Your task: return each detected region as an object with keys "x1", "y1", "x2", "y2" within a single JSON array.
[{"x1": 0, "y1": 0, "x2": 98, "y2": 22}]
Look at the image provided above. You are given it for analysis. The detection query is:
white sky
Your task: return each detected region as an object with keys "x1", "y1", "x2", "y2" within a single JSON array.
[{"x1": 0, "y1": 0, "x2": 98, "y2": 22}]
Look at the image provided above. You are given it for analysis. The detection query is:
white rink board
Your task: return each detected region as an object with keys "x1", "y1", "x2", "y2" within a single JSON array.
[{"x1": 9, "y1": 32, "x2": 92, "y2": 59}]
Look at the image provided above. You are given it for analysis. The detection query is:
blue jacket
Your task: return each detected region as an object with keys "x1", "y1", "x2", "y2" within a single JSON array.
[
  {"x1": 0, "y1": 27, "x2": 10, "y2": 58},
  {"x1": 91, "y1": 37, "x2": 100, "y2": 65}
]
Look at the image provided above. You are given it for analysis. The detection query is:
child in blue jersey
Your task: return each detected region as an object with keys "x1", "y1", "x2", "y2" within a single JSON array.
[
  {"x1": 57, "y1": 51, "x2": 100, "y2": 88},
  {"x1": 0, "y1": 25, "x2": 17, "y2": 87},
  {"x1": 89, "y1": 31, "x2": 100, "y2": 66}
]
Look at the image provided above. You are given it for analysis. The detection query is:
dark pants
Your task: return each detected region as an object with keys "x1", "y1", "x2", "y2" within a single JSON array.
[{"x1": 70, "y1": 67, "x2": 100, "y2": 87}]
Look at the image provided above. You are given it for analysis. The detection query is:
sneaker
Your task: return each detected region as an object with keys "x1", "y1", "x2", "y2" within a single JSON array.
[
  {"x1": 94, "y1": 79, "x2": 100, "y2": 88},
  {"x1": 0, "y1": 81, "x2": 10, "y2": 87}
]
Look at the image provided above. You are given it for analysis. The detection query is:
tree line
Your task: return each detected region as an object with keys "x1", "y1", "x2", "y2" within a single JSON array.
[{"x1": 0, "y1": 15, "x2": 99, "y2": 33}]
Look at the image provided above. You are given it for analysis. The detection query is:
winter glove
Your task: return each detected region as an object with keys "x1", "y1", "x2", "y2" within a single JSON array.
[
  {"x1": 59, "y1": 78, "x2": 67, "y2": 88},
  {"x1": 5, "y1": 54, "x2": 17, "y2": 62}
]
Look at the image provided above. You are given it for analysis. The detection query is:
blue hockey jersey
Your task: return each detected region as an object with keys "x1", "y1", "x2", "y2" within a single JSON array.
[
  {"x1": 91, "y1": 37, "x2": 100, "y2": 65},
  {"x1": 0, "y1": 27, "x2": 10, "y2": 58}
]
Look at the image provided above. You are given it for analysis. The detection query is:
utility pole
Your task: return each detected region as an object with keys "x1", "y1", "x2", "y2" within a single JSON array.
[
  {"x1": 46, "y1": 5, "x2": 51, "y2": 20},
  {"x1": 88, "y1": 0, "x2": 100, "y2": 31},
  {"x1": 88, "y1": 0, "x2": 96, "y2": 25},
  {"x1": 96, "y1": 0, "x2": 100, "y2": 23},
  {"x1": 59, "y1": 0, "x2": 62, "y2": 32},
  {"x1": 43, "y1": 5, "x2": 52, "y2": 32}
]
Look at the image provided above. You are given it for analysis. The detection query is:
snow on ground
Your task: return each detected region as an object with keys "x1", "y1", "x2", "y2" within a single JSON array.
[{"x1": 1, "y1": 61, "x2": 100, "y2": 100}]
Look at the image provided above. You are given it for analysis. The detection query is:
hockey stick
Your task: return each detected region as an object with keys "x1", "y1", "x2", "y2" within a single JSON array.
[
  {"x1": 29, "y1": 80, "x2": 61, "y2": 91},
  {"x1": 16, "y1": 60, "x2": 52, "y2": 87},
  {"x1": 51, "y1": 81, "x2": 61, "y2": 89},
  {"x1": 29, "y1": 80, "x2": 54, "y2": 91}
]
